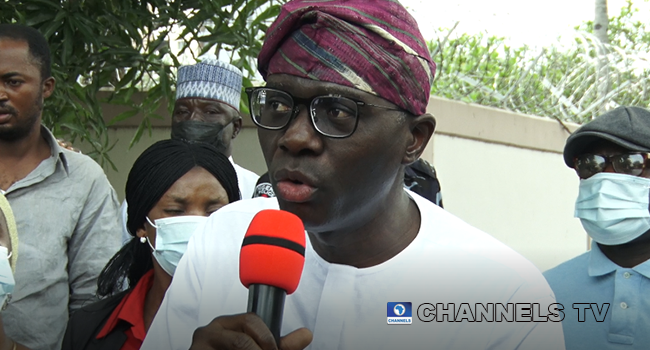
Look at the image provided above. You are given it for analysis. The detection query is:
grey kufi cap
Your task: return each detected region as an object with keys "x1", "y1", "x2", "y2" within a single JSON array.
[
  {"x1": 176, "y1": 58, "x2": 243, "y2": 111},
  {"x1": 563, "y1": 106, "x2": 650, "y2": 167}
]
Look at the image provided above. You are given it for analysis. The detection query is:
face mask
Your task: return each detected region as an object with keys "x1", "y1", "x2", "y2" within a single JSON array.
[
  {"x1": 0, "y1": 246, "x2": 15, "y2": 311},
  {"x1": 146, "y1": 215, "x2": 208, "y2": 276},
  {"x1": 575, "y1": 172, "x2": 650, "y2": 245},
  {"x1": 171, "y1": 120, "x2": 232, "y2": 154}
]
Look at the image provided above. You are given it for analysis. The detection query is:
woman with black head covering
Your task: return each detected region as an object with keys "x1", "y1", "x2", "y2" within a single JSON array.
[{"x1": 62, "y1": 139, "x2": 240, "y2": 350}]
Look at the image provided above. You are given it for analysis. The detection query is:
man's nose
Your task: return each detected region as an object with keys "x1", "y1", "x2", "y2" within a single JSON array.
[
  {"x1": 602, "y1": 163, "x2": 616, "y2": 173},
  {"x1": 189, "y1": 110, "x2": 204, "y2": 122},
  {"x1": 278, "y1": 105, "x2": 323, "y2": 155}
]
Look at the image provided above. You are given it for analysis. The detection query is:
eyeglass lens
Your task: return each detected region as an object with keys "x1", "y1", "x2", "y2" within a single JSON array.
[
  {"x1": 250, "y1": 88, "x2": 359, "y2": 137},
  {"x1": 574, "y1": 153, "x2": 647, "y2": 179}
]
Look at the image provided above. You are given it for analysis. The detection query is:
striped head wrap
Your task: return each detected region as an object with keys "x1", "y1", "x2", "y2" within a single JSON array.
[{"x1": 258, "y1": 0, "x2": 436, "y2": 116}]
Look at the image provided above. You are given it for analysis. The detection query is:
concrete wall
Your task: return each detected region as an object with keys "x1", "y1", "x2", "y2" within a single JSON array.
[
  {"x1": 426, "y1": 97, "x2": 586, "y2": 272},
  {"x1": 81, "y1": 95, "x2": 588, "y2": 272}
]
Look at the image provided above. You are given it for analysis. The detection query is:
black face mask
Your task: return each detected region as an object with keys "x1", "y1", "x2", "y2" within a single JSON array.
[{"x1": 171, "y1": 120, "x2": 232, "y2": 154}]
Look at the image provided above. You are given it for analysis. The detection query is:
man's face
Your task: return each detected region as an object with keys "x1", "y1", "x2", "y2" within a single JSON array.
[
  {"x1": 172, "y1": 98, "x2": 241, "y2": 152},
  {"x1": 259, "y1": 74, "x2": 411, "y2": 233},
  {"x1": 0, "y1": 39, "x2": 54, "y2": 141},
  {"x1": 577, "y1": 140, "x2": 650, "y2": 246}
]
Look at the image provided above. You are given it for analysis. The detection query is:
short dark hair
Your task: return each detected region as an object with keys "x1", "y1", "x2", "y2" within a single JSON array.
[{"x1": 0, "y1": 24, "x2": 52, "y2": 80}]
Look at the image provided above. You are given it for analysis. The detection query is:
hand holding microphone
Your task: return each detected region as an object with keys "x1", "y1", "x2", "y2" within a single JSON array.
[{"x1": 190, "y1": 210, "x2": 312, "y2": 350}]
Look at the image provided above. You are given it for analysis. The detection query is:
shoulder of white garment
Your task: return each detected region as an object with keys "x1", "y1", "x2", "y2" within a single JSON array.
[
  {"x1": 408, "y1": 189, "x2": 553, "y2": 291},
  {"x1": 408, "y1": 190, "x2": 563, "y2": 349}
]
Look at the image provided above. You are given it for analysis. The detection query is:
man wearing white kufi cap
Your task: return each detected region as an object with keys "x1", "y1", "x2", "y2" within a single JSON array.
[
  {"x1": 171, "y1": 58, "x2": 258, "y2": 198},
  {"x1": 118, "y1": 58, "x2": 259, "y2": 244}
]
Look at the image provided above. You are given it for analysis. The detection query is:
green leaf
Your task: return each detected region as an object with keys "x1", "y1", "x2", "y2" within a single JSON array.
[
  {"x1": 114, "y1": 68, "x2": 138, "y2": 90},
  {"x1": 250, "y1": 5, "x2": 280, "y2": 28},
  {"x1": 129, "y1": 118, "x2": 150, "y2": 149},
  {"x1": 108, "y1": 109, "x2": 139, "y2": 126},
  {"x1": 61, "y1": 20, "x2": 74, "y2": 66},
  {"x1": 59, "y1": 122, "x2": 87, "y2": 135},
  {"x1": 24, "y1": 12, "x2": 55, "y2": 26}
]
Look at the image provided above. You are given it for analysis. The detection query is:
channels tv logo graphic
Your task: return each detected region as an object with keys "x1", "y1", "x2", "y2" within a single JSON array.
[{"x1": 387, "y1": 302, "x2": 412, "y2": 324}]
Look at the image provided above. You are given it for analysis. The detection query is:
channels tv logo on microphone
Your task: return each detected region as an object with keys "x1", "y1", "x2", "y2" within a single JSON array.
[{"x1": 387, "y1": 302, "x2": 412, "y2": 324}]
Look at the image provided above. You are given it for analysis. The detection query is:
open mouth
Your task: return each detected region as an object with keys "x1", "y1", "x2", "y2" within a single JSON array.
[{"x1": 275, "y1": 178, "x2": 316, "y2": 203}]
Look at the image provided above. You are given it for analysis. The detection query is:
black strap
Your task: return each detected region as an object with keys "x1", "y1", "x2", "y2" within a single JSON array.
[{"x1": 242, "y1": 235, "x2": 305, "y2": 256}]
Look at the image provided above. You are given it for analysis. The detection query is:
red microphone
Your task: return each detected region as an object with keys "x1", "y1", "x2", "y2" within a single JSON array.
[{"x1": 240, "y1": 209, "x2": 306, "y2": 343}]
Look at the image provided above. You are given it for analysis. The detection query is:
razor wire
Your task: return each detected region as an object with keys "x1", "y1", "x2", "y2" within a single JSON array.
[{"x1": 429, "y1": 29, "x2": 650, "y2": 125}]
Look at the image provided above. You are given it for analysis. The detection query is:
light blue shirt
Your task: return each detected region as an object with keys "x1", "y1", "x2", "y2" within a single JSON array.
[
  {"x1": 2, "y1": 126, "x2": 121, "y2": 350},
  {"x1": 544, "y1": 244, "x2": 650, "y2": 350}
]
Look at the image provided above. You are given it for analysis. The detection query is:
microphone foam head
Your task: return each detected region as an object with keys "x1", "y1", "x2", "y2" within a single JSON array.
[{"x1": 239, "y1": 209, "x2": 306, "y2": 294}]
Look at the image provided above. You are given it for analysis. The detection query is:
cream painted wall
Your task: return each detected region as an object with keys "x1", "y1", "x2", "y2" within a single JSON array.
[
  {"x1": 231, "y1": 128, "x2": 266, "y2": 175},
  {"x1": 431, "y1": 135, "x2": 587, "y2": 272},
  {"x1": 419, "y1": 97, "x2": 588, "y2": 272}
]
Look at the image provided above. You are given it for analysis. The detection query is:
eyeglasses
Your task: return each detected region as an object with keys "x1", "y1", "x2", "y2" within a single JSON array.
[
  {"x1": 573, "y1": 153, "x2": 650, "y2": 179},
  {"x1": 245, "y1": 87, "x2": 403, "y2": 138}
]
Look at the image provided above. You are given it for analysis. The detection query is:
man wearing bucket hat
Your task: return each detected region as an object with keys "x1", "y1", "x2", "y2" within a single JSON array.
[
  {"x1": 142, "y1": 1, "x2": 564, "y2": 349},
  {"x1": 544, "y1": 106, "x2": 650, "y2": 350}
]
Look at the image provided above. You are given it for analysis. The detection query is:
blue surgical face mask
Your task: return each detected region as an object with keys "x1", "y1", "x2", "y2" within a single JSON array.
[
  {"x1": 0, "y1": 246, "x2": 15, "y2": 311},
  {"x1": 575, "y1": 172, "x2": 650, "y2": 245},
  {"x1": 146, "y1": 216, "x2": 208, "y2": 276}
]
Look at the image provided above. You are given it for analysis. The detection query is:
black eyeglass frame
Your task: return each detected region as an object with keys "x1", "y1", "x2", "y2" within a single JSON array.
[
  {"x1": 245, "y1": 87, "x2": 403, "y2": 138},
  {"x1": 573, "y1": 152, "x2": 650, "y2": 179}
]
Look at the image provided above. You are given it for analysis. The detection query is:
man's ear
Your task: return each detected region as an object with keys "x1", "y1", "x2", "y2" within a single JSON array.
[
  {"x1": 231, "y1": 115, "x2": 243, "y2": 139},
  {"x1": 403, "y1": 113, "x2": 436, "y2": 165},
  {"x1": 42, "y1": 77, "x2": 55, "y2": 99}
]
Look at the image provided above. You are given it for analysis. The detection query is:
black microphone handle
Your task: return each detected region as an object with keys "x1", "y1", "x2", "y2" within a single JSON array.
[{"x1": 247, "y1": 284, "x2": 286, "y2": 344}]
